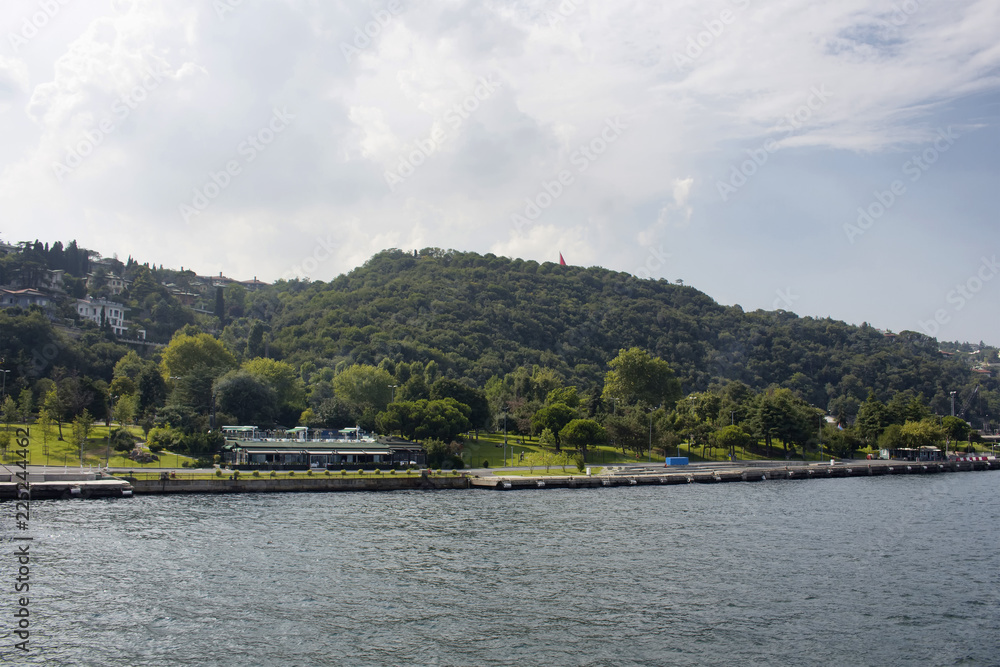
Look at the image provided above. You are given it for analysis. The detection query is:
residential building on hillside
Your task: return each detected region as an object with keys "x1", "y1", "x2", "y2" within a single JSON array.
[
  {"x1": 87, "y1": 271, "x2": 129, "y2": 295},
  {"x1": 0, "y1": 288, "x2": 52, "y2": 311},
  {"x1": 75, "y1": 297, "x2": 144, "y2": 339},
  {"x1": 241, "y1": 277, "x2": 269, "y2": 291}
]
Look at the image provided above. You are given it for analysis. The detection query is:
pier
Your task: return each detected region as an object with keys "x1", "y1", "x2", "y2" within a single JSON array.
[
  {"x1": 470, "y1": 458, "x2": 999, "y2": 490},
  {"x1": 1, "y1": 458, "x2": 996, "y2": 499},
  {"x1": 0, "y1": 472, "x2": 133, "y2": 500}
]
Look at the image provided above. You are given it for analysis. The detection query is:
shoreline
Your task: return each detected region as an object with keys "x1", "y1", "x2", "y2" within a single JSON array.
[{"x1": 3, "y1": 458, "x2": 996, "y2": 498}]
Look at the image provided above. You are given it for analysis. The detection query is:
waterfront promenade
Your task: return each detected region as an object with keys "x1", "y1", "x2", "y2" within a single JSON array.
[{"x1": 1, "y1": 457, "x2": 995, "y2": 499}]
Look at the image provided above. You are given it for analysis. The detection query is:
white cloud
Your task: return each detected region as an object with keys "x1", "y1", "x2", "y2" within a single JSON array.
[{"x1": 0, "y1": 0, "x2": 997, "y2": 342}]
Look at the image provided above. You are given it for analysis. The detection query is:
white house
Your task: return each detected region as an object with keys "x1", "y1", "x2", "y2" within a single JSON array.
[{"x1": 76, "y1": 297, "x2": 126, "y2": 335}]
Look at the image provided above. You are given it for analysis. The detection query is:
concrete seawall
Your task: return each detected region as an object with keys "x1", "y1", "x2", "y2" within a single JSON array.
[
  {"x1": 0, "y1": 472, "x2": 133, "y2": 499},
  {"x1": 128, "y1": 474, "x2": 470, "y2": 495},
  {"x1": 472, "y1": 459, "x2": 999, "y2": 490}
]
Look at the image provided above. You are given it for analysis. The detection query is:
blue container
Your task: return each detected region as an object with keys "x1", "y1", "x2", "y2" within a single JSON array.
[{"x1": 664, "y1": 457, "x2": 689, "y2": 466}]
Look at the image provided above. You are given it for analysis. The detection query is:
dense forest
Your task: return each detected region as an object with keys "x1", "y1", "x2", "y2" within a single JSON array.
[
  {"x1": 1, "y1": 243, "x2": 997, "y2": 463},
  {"x1": 258, "y1": 249, "x2": 996, "y2": 422}
]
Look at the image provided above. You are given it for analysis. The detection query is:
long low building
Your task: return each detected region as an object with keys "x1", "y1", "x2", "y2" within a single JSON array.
[{"x1": 221, "y1": 426, "x2": 425, "y2": 469}]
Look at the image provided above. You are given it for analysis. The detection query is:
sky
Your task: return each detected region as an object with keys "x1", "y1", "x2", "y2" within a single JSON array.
[{"x1": 0, "y1": 0, "x2": 998, "y2": 345}]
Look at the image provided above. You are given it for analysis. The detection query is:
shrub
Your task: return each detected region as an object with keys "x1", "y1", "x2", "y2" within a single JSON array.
[
  {"x1": 111, "y1": 428, "x2": 137, "y2": 453},
  {"x1": 252, "y1": 471, "x2": 260, "y2": 477},
  {"x1": 483, "y1": 460, "x2": 489, "y2": 468},
  {"x1": 389, "y1": 469, "x2": 396, "y2": 475},
  {"x1": 181, "y1": 461, "x2": 190, "y2": 468},
  {"x1": 373, "y1": 469, "x2": 381, "y2": 475},
  {"x1": 307, "y1": 469, "x2": 313, "y2": 476},
  {"x1": 574, "y1": 455, "x2": 585, "y2": 473},
  {"x1": 340, "y1": 469, "x2": 347, "y2": 476},
  {"x1": 435, "y1": 469, "x2": 442, "y2": 475},
  {"x1": 325, "y1": 470, "x2": 331, "y2": 476},
  {"x1": 269, "y1": 471, "x2": 276, "y2": 478},
  {"x1": 288, "y1": 470, "x2": 295, "y2": 477},
  {"x1": 357, "y1": 469, "x2": 364, "y2": 475},
  {"x1": 215, "y1": 468, "x2": 223, "y2": 477}
]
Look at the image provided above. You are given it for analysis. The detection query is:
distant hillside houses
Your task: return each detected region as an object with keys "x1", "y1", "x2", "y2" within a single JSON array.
[
  {"x1": 75, "y1": 297, "x2": 146, "y2": 340},
  {"x1": 165, "y1": 272, "x2": 271, "y2": 295},
  {"x1": 87, "y1": 270, "x2": 129, "y2": 296},
  {"x1": 0, "y1": 288, "x2": 51, "y2": 310}
]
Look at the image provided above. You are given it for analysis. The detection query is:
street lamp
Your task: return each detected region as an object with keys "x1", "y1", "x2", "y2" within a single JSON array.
[
  {"x1": 0, "y1": 368, "x2": 10, "y2": 403},
  {"x1": 648, "y1": 408, "x2": 653, "y2": 462},
  {"x1": 502, "y1": 408, "x2": 508, "y2": 468},
  {"x1": 389, "y1": 384, "x2": 397, "y2": 402}
]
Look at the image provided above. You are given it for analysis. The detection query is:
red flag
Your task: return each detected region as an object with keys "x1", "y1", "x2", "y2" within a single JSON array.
[{"x1": 559, "y1": 252, "x2": 566, "y2": 266}]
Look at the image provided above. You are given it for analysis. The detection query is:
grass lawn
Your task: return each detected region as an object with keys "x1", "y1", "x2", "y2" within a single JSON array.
[
  {"x1": 0, "y1": 421, "x2": 195, "y2": 469},
  {"x1": 459, "y1": 432, "x2": 647, "y2": 468},
  {"x1": 501, "y1": 467, "x2": 604, "y2": 477},
  {"x1": 121, "y1": 469, "x2": 456, "y2": 481}
]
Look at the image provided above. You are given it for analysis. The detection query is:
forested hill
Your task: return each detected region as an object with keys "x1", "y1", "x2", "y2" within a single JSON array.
[{"x1": 265, "y1": 248, "x2": 991, "y2": 419}]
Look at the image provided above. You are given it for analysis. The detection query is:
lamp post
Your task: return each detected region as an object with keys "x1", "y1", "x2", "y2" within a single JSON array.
[
  {"x1": 502, "y1": 408, "x2": 508, "y2": 468},
  {"x1": 818, "y1": 413, "x2": 823, "y2": 460},
  {"x1": 209, "y1": 391, "x2": 217, "y2": 431},
  {"x1": 389, "y1": 384, "x2": 397, "y2": 403},
  {"x1": 105, "y1": 394, "x2": 117, "y2": 469},
  {"x1": 648, "y1": 408, "x2": 654, "y2": 462},
  {"x1": 0, "y1": 368, "x2": 10, "y2": 403}
]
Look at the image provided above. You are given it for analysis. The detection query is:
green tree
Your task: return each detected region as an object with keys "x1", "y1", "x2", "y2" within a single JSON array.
[
  {"x1": 376, "y1": 398, "x2": 471, "y2": 442},
  {"x1": 559, "y1": 418, "x2": 607, "y2": 463},
  {"x1": 43, "y1": 389, "x2": 65, "y2": 440},
  {"x1": 246, "y1": 320, "x2": 266, "y2": 358},
  {"x1": 37, "y1": 407, "x2": 53, "y2": 462},
  {"x1": 1, "y1": 395, "x2": 18, "y2": 431},
  {"x1": 243, "y1": 357, "x2": 306, "y2": 417},
  {"x1": 940, "y1": 416, "x2": 968, "y2": 449},
  {"x1": 112, "y1": 393, "x2": 138, "y2": 426},
  {"x1": 601, "y1": 347, "x2": 682, "y2": 408},
  {"x1": 333, "y1": 364, "x2": 394, "y2": 415},
  {"x1": 855, "y1": 392, "x2": 887, "y2": 447},
  {"x1": 17, "y1": 388, "x2": 33, "y2": 424},
  {"x1": 71, "y1": 409, "x2": 94, "y2": 464},
  {"x1": 430, "y1": 378, "x2": 490, "y2": 430},
  {"x1": 546, "y1": 386, "x2": 580, "y2": 409},
  {"x1": 900, "y1": 419, "x2": 944, "y2": 449},
  {"x1": 214, "y1": 370, "x2": 278, "y2": 425},
  {"x1": 160, "y1": 331, "x2": 237, "y2": 380},
  {"x1": 531, "y1": 403, "x2": 577, "y2": 448},
  {"x1": 715, "y1": 424, "x2": 751, "y2": 459}
]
